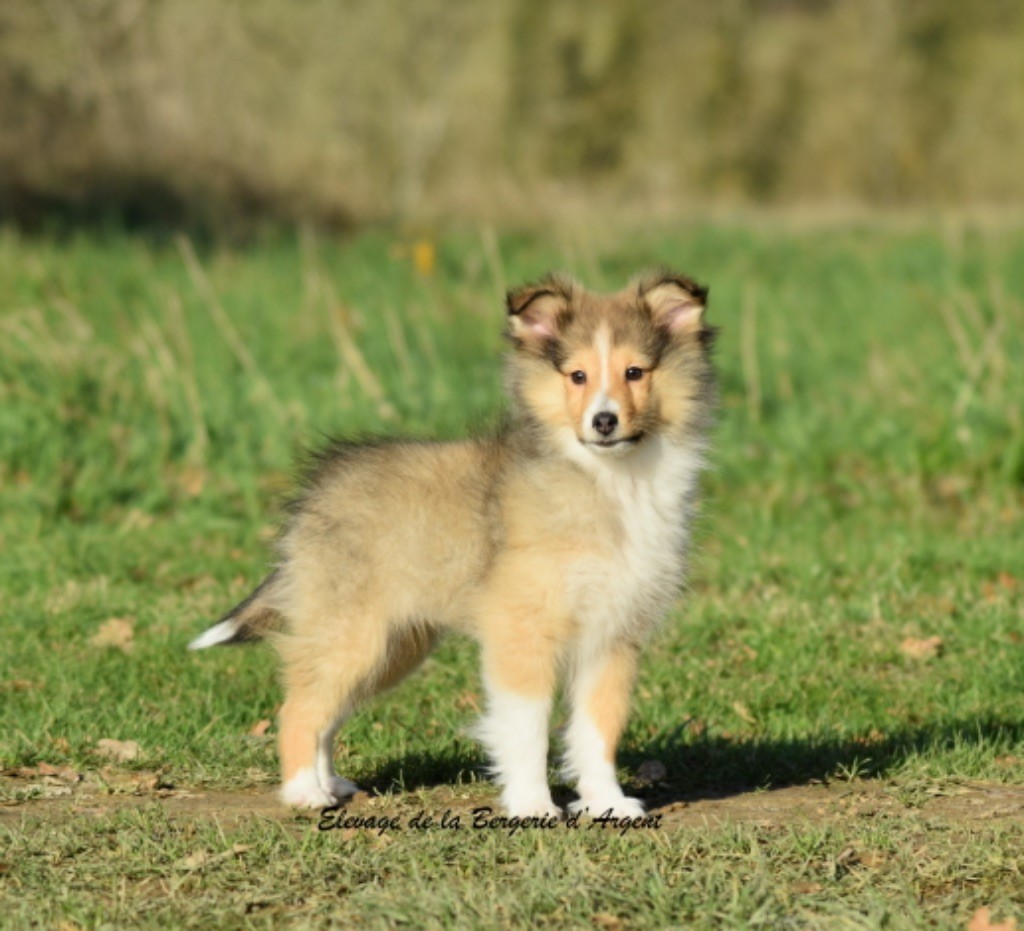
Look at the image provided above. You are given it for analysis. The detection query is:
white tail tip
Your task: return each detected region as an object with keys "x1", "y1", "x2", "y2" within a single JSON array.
[{"x1": 188, "y1": 620, "x2": 238, "y2": 651}]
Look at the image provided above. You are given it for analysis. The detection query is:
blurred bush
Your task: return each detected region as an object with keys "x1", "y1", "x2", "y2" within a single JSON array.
[{"x1": 1, "y1": 0, "x2": 1023, "y2": 233}]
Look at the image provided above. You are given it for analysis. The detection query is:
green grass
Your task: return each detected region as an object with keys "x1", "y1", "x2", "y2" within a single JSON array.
[
  {"x1": 2, "y1": 221, "x2": 1023, "y2": 928},
  {"x1": 4, "y1": 806, "x2": 1024, "y2": 929}
]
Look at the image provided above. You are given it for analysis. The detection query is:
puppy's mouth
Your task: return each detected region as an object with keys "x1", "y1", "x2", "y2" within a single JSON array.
[{"x1": 584, "y1": 433, "x2": 645, "y2": 449}]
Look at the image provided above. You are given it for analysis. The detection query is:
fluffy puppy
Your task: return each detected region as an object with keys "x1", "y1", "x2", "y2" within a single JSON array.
[{"x1": 190, "y1": 270, "x2": 716, "y2": 817}]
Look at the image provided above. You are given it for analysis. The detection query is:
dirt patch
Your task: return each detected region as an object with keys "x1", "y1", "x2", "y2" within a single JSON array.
[
  {"x1": 3, "y1": 774, "x2": 1023, "y2": 831},
  {"x1": 647, "y1": 780, "x2": 1024, "y2": 827}
]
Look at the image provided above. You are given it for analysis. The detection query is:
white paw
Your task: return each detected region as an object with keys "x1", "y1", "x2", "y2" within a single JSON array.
[
  {"x1": 505, "y1": 801, "x2": 563, "y2": 819},
  {"x1": 280, "y1": 767, "x2": 336, "y2": 809},
  {"x1": 281, "y1": 782, "x2": 335, "y2": 809},
  {"x1": 570, "y1": 796, "x2": 645, "y2": 819},
  {"x1": 501, "y1": 789, "x2": 562, "y2": 819}
]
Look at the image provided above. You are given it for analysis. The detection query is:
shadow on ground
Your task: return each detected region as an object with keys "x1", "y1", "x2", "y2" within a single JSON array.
[
  {"x1": 353, "y1": 716, "x2": 1024, "y2": 805},
  {"x1": 2, "y1": 717, "x2": 1022, "y2": 829}
]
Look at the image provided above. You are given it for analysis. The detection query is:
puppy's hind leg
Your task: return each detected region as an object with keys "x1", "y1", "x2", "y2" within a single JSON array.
[
  {"x1": 278, "y1": 624, "x2": 438, "y2": 809},
  {"x1": 314, "y1": 710, "x2": 360, "y2": 803},
  {"x1": 277, "y1": 678, "x2": 355, "y2": 809},
  {"x1": 276, "y1": 626, "x2": 382, "y2": 809}
]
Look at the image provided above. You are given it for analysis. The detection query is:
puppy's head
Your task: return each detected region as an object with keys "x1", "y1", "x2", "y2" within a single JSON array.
[{"x1": 505, "y1": 270, "x2": 713, "y2": 456}]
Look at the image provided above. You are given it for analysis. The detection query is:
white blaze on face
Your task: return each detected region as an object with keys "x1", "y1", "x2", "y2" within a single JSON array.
[{"x1": 582, "y1": 324, "x2": 619, "y2": 441}]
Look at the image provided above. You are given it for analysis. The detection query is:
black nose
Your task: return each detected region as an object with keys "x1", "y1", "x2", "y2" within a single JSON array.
[{"x1": 592, "y1": 412, "x2": 618, "y2": 436}]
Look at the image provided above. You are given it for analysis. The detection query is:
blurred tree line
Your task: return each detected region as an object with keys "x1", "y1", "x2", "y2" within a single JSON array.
[{"x1": 1, "y1": 0, "x2": 1022, "y2": 233}]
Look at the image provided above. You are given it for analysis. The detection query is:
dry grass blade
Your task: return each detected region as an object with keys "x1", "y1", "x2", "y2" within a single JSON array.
[
  {"x1": 381, "y1": 302, "x2": 418, "y2": 390},
  {"x1": 176, "y1": 235, "x2": 285, "y2": 419},
  {"x1": 318, "y1": 275, "x2": 397, "y2": 421},
  {"x1": 300, "y1": 229, "x2": 398, "y2": 417},
  {"x1": 740, "y1": 284, "x2": 762, "y2": 425},
  {"x1": 163, "y1": 292, "x2": 210, "y2": 463},
  {"x1": 479, "y1": 224, "x2": 507, "y2": 299}
]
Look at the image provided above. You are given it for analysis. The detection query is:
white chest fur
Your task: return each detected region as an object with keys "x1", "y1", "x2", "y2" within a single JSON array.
[{"x1": 564, "y1": 434, "x2": 704, "y2": 647}]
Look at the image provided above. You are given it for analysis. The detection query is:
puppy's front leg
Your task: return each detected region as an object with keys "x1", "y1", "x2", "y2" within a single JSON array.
[
  {"x1": 564, "y1": 640, "x2": 644, "y2": 818},
  {"x1": 475, "y1": 636, "x2": 561, "y2": 818}
]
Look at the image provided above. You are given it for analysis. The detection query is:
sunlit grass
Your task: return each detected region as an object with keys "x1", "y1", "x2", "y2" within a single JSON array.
[{"x1": 1, "y1": 222, "x2": 1022, "y2": 927}]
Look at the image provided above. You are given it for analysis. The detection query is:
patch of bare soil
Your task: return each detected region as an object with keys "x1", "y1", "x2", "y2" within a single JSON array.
[
  {"x1": 648, "y1": 780, "x2": 1024, "y2": 827},
  {"x1": 3, "y1": 772, "x2": 1024, "y2": 830}
]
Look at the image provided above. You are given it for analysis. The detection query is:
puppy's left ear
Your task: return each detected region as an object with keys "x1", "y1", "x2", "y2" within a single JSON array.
[{"x1": 641, "y1": 273, "x2": 708, "y2": 335}]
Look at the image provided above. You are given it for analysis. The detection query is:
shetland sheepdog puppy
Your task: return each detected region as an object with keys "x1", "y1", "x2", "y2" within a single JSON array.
[{"x1": 190, "y1": 270, "x2": 716, "y2": 817}]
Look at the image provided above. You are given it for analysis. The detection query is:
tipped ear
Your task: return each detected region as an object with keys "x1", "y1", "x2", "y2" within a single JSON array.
[
  {"x1": 641, "y1": 273, "x2": 708, "y2": 335},
  {"x1": 506, "y1": 278, "x2": 571, "y2": 348}
]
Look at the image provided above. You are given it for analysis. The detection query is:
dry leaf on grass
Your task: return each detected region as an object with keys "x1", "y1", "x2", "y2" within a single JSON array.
[
  {"x1": 174, "y1": 843, "x2": 252, "y2": 873},
  {"x1": 90, "y1": 617, "x2": 135, "y2": 653},
  {"x1": 899, "y1": 635, "x2": 943, "y2": 660},
  {"x1": 135, "y1": 771, "x2": 160, "y2": 791},
  {"x1": 454, "y1": 691, "x2": 480, "y2": 712},
  {"x1": 96, "y1": 738, "x2": 141, "y2": 762},
  {"x1": 248, "y1": 719, "x2": 272, "y2": 737},
  {"x1": 968, "y1": 906, "x2": 1018, "y2": 931},
  {"x1": 982, "y1": 573, "x2": 1018, "y2": 603},
  {"x1": 177, "y1": 465, "x2": 207, "y2": 498},
  {"x1": 732, "y1": 700, "x2": 757, "y2": 725},
  {"x1": 852, "y1": 729, "x2": 886, "y2": 747},
  {"x1": 858, "y1": 849, "x2": 887, "y2": 868},
  {"x1": 4, "y1": 762, "x2": 81, "y2": 799},
  {"x1": 7, "y1": 763, "x2": 81, "y2": 783},
  {"x1": 687, "y1": 718, "x2": 707, "y2": 738},
  {"x1": 94, "y1": 768, "x2": 165, "y2": 794},
  {"x1": 35, "y1": 762, "x2": 79, "y2": 781},
  {"x1": 176, "y1": 850, "x2": 211, "y2": 871}
]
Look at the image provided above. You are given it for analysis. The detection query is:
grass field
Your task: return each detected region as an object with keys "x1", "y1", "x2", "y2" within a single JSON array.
[{"x1": 1, "y1": 220, "x2": 1023, "y2": 928}]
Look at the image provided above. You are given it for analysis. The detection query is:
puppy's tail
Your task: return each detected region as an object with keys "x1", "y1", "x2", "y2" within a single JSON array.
[{"x1": 188, "y1": 571, "x2": 282, "y2": 650}]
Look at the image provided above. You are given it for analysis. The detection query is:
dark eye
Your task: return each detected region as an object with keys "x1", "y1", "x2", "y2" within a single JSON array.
[
  {"x1": 570, "y1": 370, "x2": 587, "y2": 385},
  {"x1": 625, "y1": 367, "x2": 644, "y2": 381}
]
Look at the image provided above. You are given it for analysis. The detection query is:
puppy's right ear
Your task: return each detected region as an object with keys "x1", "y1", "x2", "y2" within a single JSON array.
[{"x1": 506, "y1": 277, "x2": 571, "y2": 350}]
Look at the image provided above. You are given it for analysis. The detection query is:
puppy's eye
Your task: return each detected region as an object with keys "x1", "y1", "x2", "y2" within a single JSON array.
[
  {"x1": 625, "y1": 367, "x2": 644, "y2": 381},
  {"x1": 570, "y1": 370, "x2": 587, "y2": 385}
]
